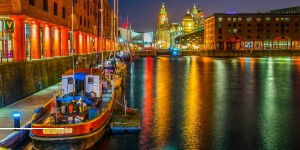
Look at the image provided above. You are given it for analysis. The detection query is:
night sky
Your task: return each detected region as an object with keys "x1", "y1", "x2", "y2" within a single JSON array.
[{"x1": 111, "y1": 0, "x2": 299, "y2": 32}]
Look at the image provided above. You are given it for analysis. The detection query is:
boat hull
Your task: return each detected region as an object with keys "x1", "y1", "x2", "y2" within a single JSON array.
[{"x1": 30, "y1": 123, "x2": 108, "y2": 150}]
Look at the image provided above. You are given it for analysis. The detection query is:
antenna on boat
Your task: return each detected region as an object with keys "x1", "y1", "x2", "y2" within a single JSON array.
[{"x1": 124, "y1": 94, "x2": 127, "y2": 116}]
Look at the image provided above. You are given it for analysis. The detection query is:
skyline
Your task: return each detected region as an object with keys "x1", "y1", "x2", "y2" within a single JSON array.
[{"x1": 117, "y1": 0, "x2": 299, "y2": 32}]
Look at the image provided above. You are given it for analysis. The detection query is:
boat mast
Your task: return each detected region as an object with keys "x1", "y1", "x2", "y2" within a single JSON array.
[
  {"x1": 101, "y1": 0, "x2": 104, "y2": 65},
  {"x1": 72, "y1": 0, "x2": 75, "y2": 92}
]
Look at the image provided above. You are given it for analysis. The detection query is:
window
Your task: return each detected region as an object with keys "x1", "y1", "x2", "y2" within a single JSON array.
[
  {"x1": 257, "y1": 36, "x2": 260, "y2": 39},
  {"x1": 247, "y1": 23, "x2": 251, "y2": 27},
  {"x1": 276, "y1": 23, "x2": 279, "y2": 27},
  {"x1": 285, "y1": 18, "x2": 289, "y2": 21},
  {"x1": 256, "y1": 18, "x2": 261, "y2": 21},
  {"x1": 247, "y1": 36, "x2": 251, "y2": 39},
  {"x1": 84, "y1": 2, "x2": 86, "y2": 9},
  {"x1": 238, "y1": 24, "x2": 241, "y2": 27},
  {"x1": 247, "y1": 29, "x2": 251, "y2": 33},
  {"x1": 218, "y1": 36, "x2": 222, "y2": 40},
  {"x1": 266, "y1": 17, "x2": 271, "y2": 21},
  {"x1": 233, "y1": 29, "x2": 237, "y2": 33},
  {"x1": 286, "y1": 23, "x2": 289, "y2": 27},
  {"x1": 238, "y1": 29, "x2": 242, "y2": 33},
  {"x1": 247, "y1": 17, "x2": 252, "y2": 21},
  {"x1": 80, "y1": 16, "x2": 82, "y2": 25},
  {"x1": 266, "y1": 29, "x2": 270, "y2": 33},
  {"x1": 276, "y1": 29, "x2": 279, "y2": 33},
  {"x1": 88, "y1": 21, "x2": 89, "y2": 28},
  {"x1": 228, "y1": 24, "x2": 231, "y2": 27},
  {"x1": 233, "y1": 18, "x2": 236, "y2": 22},
  {"x1": 218, "y1": 17, "x2": 223, "y2": 22},
  {"x1": 54, "y1": 2, "x2": 58, "y2": 16},
  {"x1": 276, "y1": 18, "x2": 279, "y2": 21},
  {"x1": 228, "y1": 18, "x2": 231, "y2": 21},
  {"x1": 257, "y1": 23, "x2": 261, "y2": 27},
  {"x1": 62, "y1": 7, "x2": 66, "y2": 19},
  {"x1": 84, "y1": 19, "x2": 86, "y2": 27},
  {"x1": 218, "y1": 29, "x2": 222, "y2": 34},
  {"x1": 43, "y1": 0, "x2": 48, "y2": 11},
  {"x1": 238, "y1": 17, "x2": 242, "y2": 21},
  {"x1": 266, "y1": 23, "x2": 270, "y2": 27},
  {"x1": 29, "y1": 0, "x2": 35, "y2": 6},
  {"x1": 257, "y1": 29, "x2": 261, "y2": 33},
  {"x1": 281, "y1": 18, "x2": 284, "y2": 21},
  {"x1": 296, "y1": 23, "x2": 299, "y2": 27},
  {"x1": 286, "y1": 29, "x2": 289, "y2": 33}
]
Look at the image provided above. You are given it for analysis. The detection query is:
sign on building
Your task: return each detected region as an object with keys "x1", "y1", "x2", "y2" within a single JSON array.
[{"x1": 4, "y1": 20, "x2": 14, "y2": 33}]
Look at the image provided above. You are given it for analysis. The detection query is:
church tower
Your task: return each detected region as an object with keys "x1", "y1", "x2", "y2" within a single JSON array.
[
  {"x1": 158, "y1": 3, "x2": 169, "y2": 25},
  {"x1": 157, "y1": 3, "x2": 171, "y2": 49}
]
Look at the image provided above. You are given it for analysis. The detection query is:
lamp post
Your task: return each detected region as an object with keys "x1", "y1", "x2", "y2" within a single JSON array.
[{"x1": 13, "y1": 112, "x2": 20, "y2": 130}]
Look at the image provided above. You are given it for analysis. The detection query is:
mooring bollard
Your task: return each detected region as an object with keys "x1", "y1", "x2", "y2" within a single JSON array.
[{"x1": 13, "y1": 112, "x2": 21, "y2": 130}]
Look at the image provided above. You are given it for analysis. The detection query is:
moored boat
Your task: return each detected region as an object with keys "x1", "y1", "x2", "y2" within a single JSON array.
[{"x1": 29, "y1": 68, "x2": 115, "y2": 150}]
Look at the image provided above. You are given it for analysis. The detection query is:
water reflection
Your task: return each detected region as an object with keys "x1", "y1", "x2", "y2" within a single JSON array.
[{"x1": 100, "y1": 56, "x2": 300, "y2": 150}]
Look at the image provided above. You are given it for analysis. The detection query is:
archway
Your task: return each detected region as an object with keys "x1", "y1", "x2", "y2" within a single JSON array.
[
  {"x1": 225, "y1": 36, "x2": 242, "y2": 50},
  {"x1": 273, "y1": 35, "x2": 291, "y2": 50}
]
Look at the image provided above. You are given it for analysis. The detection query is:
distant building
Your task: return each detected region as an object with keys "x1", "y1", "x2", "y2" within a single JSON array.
[
  {"x1": 270, "y1": 6, "x2": 300, "y2": 14},
  {"x1": 204, "y1": 13, "x2": 300, "y2": 50},
  {"x1": 156, "y1": 3, "x2": 205, "y2": 49}
]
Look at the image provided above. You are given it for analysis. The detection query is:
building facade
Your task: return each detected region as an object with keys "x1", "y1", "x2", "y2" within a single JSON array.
[
  {"x1": 156, "y1": 3, "x2": 204, "y2": 49},
  {"x1": 0, "y1": 0, "x2": 116, "y2": 61},
  {"x1": 205, "y1": 13, "x2": 300, "y2": 50}
]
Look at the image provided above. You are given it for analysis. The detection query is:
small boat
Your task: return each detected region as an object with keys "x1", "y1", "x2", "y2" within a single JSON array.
[{"x1": 29, "y1": 68, "x2": 115, "y2": 150}]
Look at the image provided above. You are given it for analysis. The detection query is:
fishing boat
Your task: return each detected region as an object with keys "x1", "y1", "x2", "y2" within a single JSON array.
[{"x1": 29, "y1": 68, "x2": 115, "y2": 149}]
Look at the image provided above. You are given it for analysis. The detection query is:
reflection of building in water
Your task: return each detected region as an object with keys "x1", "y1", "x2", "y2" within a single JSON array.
[{"x1": 156, "y1": 3, "x2": 205, "y2": 49}]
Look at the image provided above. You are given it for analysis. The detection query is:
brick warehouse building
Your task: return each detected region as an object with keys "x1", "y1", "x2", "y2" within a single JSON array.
[
  {"x1": 204, "y1": 13, "x2": 300, "y2": 50},
  {"x1": 0, "y1": 0, "x2": 116, "y2": 61}
]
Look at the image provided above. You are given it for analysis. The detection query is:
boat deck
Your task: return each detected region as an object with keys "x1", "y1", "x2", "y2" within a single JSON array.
[{"x1": 110, "y1": 109, "x2": 141, "y2": 135}]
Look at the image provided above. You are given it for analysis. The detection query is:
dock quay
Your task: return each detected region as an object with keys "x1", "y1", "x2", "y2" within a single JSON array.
[
  {"x1": 0, "y1": 84, "x2": 59, "y2": 149},
  {"x1": 134, "y1": 49, "x2": 300, "y2": 57}
]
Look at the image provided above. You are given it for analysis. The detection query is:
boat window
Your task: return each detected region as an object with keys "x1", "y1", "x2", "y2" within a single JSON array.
[
  {"x1": 88, "y1": 77, "x2": 93, "y2": 84},
  {"x1": 68, "y1": 77, "x2": 73, "y2": 84}
]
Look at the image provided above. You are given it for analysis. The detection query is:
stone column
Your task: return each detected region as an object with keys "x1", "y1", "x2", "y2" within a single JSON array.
[
  {"x1": 83, "y1": 33, "x2": 87, "y2": 54},
  {"x1": 79, "y1": 32, "x2": 83, "y2": 54},
  {"x1": 41, "y1": 23, "x2": 52, "y2": 58},
  {"x1": 53, "y1": 26, "x2": 61, "y2": 57},
  {"x1": 73, "y1": 31, "x2": 79, "y2": 55},
  {"x1": 61, "y1": 27, "x2": 69, "y2": 56},
  {"x1": 10, "y1": 15, "x2": 26, "y2": 61},
  {"x1": 30, "y1": 20, "x2": 41, "y2": 59}
]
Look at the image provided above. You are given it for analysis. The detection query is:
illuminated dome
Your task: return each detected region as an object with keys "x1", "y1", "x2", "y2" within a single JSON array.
[{"x1": 183, "y1": 9, "x2": 193, "y2": 20}]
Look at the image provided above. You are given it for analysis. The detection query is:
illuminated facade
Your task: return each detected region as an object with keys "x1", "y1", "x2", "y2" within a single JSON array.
[
  {"x1": 205, "y1": 13, "x2": 300, "y2": 50},
  {"x1": 156, "y1": 3, "x2": 171, "y2": 49},
  {"x1": 156, "y1": 3, "x2": 204, "y2": 49},
  {"x1": 0, "y1": 0, "x2": 116, "y2": 61}
]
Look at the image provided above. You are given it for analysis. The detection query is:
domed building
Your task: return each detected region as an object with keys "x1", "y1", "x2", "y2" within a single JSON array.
[
  {"x1": 156, "y1": 3, "x2": 204, "y2": 49},
  {"x1": 181, "y1": 9, "x2": 195, "y2": 33}
]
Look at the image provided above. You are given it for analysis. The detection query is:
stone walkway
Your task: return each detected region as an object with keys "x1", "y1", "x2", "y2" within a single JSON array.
[{"x1": 0, "y1": 84, "x2": 59, "y2": 140}]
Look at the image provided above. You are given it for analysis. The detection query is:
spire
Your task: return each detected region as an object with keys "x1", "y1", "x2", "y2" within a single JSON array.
[
  {"x1": 160, "y1": 3, "x2": 167, "y2": 15},
  {"x1": 187, "y1": 9, "x2": 190, "y2": 15},
  {"x1": 192, "y1": 4, "x2": 198, "y2": 15}
]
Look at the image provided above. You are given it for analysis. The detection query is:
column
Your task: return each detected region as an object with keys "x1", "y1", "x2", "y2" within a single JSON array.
[
  {"x1": 224, "y1": 42, "x2": 227, "y2": 50},
  {"x1": 83, "y1": 33, "x2": 87, "y2": 54},
  {"x1": 73, "y1": 31, "x2": 79, "y2": 55},
  {"x1": 30, "y1": 20, "x2": 41, "y2": 59},
  {"x1": 53, "y1": 26, "x2": 61, "y2": 57},
  {"x1": 42, "y1": 23, "x2": 52, "y2": 58},
  {"x1": 251, "y1": 41, "x2": 254, "y2": 50},
  {"x1": 79, "y1": 32, "x2": 83, "y2": 54},
  {"x1": 61, "y1": 27, "x2": 69, "y2": 56},
  {"x1": 290, "y1": 41, "x2": 293, "y2": 50},
  {"x1": 87, "y1": 35, "x2": 90, "y2": 53},
  {"x1": 10, "y1": 15, "x2": 26, "y2": 61},
  {"x1": 262, "y1": 41, "x2": 264, "y2": 50},
  {"x1": 271, "y1": 41, "x2": 273, "y2": 50},
  {"x1": 94, "y1": 36, "x2": 98, "y2": 53}
]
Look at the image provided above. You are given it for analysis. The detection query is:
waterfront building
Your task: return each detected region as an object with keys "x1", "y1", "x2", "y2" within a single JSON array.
[
  {"x1": 0, "y1": 0, "x2": 116, "y2": 61},
  {"x1": 270, "y1": 6, "x2": 300, "y2": 14},
  {"x1": 205, "y1": 13, "x2": 300, "y2": 50},
  {"x1": 156, "y1": 3, "x2": 204, "y2": 49}
]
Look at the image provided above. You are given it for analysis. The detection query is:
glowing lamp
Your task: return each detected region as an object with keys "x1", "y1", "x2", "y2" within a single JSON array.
[{"x1": 13, "y1": 112, "x2": 21, "y2": 130}]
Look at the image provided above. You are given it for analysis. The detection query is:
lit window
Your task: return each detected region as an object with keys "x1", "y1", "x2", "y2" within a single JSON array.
[
  {"x1": 256, "y1": 18, "x2": 261, "y2": 21},
  {"x1": 218, "y1": 17, "x2": 223, "y2": 22},
  {"x1": 228, "y1": 18, "x2": 231, "y2": 21},
  {"x1": 276, "y1": 18, "x2": 279, "y2": 21},
  {"x1": 247, "y1": 17, "x2": 252, "y2": 21},
  {"x1": 285, "y1": 18, "x2": 289, "y2": 21},
  {"x1": 281, "y1": 18, "x2": 284, "y2": 21},
  {"x1": 238, "y1": 17, "x2": 242, "y2": 21},
  {"x1": 233, "y1": 18, "x2": 236, "y2": 22},
  {"x1": 266, "y1": 17, "x2": 270, "y2": 21}
]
